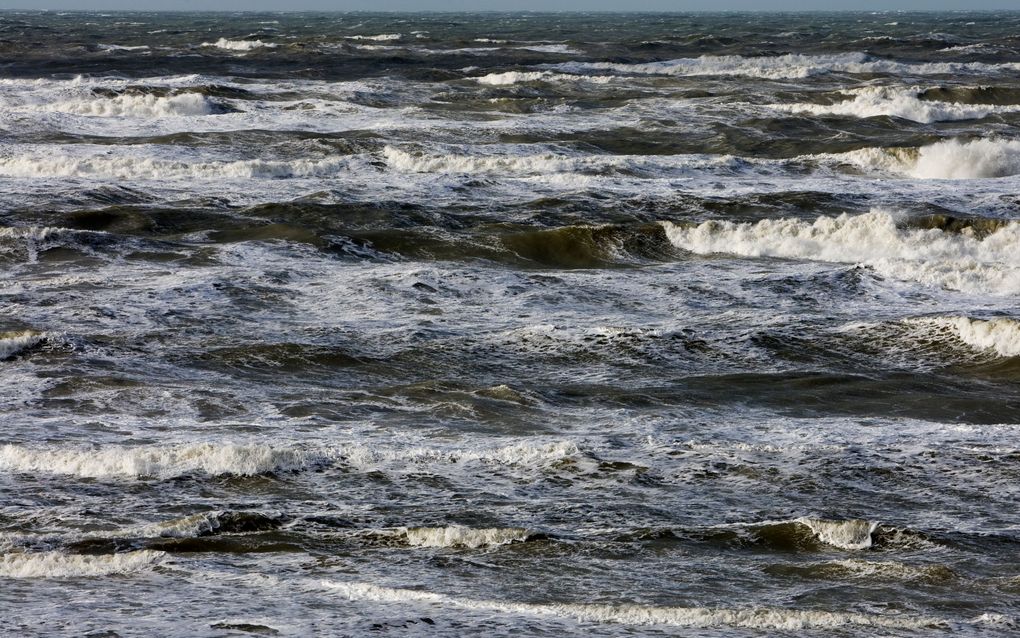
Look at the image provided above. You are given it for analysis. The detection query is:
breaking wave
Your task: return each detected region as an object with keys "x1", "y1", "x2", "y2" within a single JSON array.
[
  {"x1": 833, "y1": 138, "x2": 1020, "y2": 179},
  {"x1": 401, "y1": 526, "x2": 532, "y2": 549},
  {"x1": 45, "y1": 92, "x2": 215, "y2": 117},
  {"x1": 797, "y1": 518, "x2": 878, "y2": 551},
  {"x1": 0, "y1": 331, "x2": 46, "y2": 360},
  {"x1": 779, "y1": 86, "x2": 1020, "y2": 123},
  {"x1": 549, "y1": 52, "x2": 1020, "y2": 80},
  {"x1": 474, "y1": 71, "x2": 613, "y2": 85},
  {"x1": 323, "y1": 581, "x2": 942, "y2": 629},
  {"x1": 662, "y1": 210, "x2": 1020, "y2": 295},
  {"x1": 901, "y1": 316, "x2": 1020, "y2": 359},
  {"x1": 202, "y1": 38, "x2": 277, "y2": 51},
  {"x1": 0, "y1": 550, "x2": 165, "y2": 578}
]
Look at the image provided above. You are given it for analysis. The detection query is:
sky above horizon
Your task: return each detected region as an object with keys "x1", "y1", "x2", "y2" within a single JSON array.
[{"x1": 2, "y1": 1, "x2": 1018, "y2": 11}]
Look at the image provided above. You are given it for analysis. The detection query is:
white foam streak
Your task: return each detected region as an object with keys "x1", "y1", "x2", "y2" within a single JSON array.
[
  {"x1": 381, "y1": 145, "x2": 740, "y2": 177},
  {"x1": 780, "y1": 86, "x2": 1020, "y2": 123},
  {"x1": 662, "y1": 210, "x2": 1020, "y2": 295},
  {"x1": 475, "y1": 71, "x2": 613, "y2": 85},
  {"x1": 0, "y1": 443, "x2": 308, "y2": 479},
  {"x1": 348, "y1": 34, "x2": 402, "y2": 41},
  {"x1": 202, "y1": 38, "x2": 277, "y2": 51},
  {"x1": 0, "y1": 550, "x2": 165, "y2": 578},
  {"x1": 402, "y1": 526, "x2": 530, "y2": 549},
  {"x1": 323, "y1": 581, "x2": 940, "y2": 629},
  {"x1": 550, "y1": 52, "x2": 1020, "y2": 79},
  {"x1": 0, "y1": 153, "x2": 352, "y2": 180},
  {"x1": 0, "y1": 440, "x2": 580, "y2": 480}
]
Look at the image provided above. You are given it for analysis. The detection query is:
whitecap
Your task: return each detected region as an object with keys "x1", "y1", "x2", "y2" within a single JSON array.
[
  {"x1": 777, "y1": 86, "x2": 1020, "y2": 124},
  {"x1": 201, "y1": 38, "x2": 277, "y2": 51},
  {"x1": 0, "y1": 550, "x2": 165, "y2": 578},
  {"x1": 661, "y1": 210, "x2": 1020, "y2": 295}
]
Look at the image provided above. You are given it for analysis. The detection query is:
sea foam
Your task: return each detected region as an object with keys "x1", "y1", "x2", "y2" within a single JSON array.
[
  {"x1": 401, "y1": 526, "x2": 531, "y2": 549},
  {"x1": 797, "y1": 518, "x2": 879, "y2": 551},
  {"x1": 0, "y1": 550, "x2": 165, "y2": 578},
  {"x1": 549, "y1": 52, "x2": 1020, "y2": 80},
  {"x1": 833, "y1": 138, "x2": 1020, "y2": 179},
  {"x1": 47, "y1": 92, "x2": 214, "y2": 117},
  {"x1": 0, "y1": 442, "x2": 309, "y2": 479},
  {"x1": 323, "y1": 581, "x2": 942, "y2": 629},
  {"x1": 661, "y1": 210, "x2": 1020, "y2": 295},
  {"x1": 779, "y1": 86, "x2": 1020, "y2": 124},
  {"x1": 0, "y1": 440, "x2": 580, "y2": 480},
  {"x1": 202, "y1": 38, "x2": 277, "y2": 51}
]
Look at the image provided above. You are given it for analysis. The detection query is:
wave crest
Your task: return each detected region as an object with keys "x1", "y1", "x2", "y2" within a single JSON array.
[
  {"x1": 661, "y1": 210, "x2": 1020, "y2": 294},
  {"x1": 0, "y1": 550, "x2": 165, "y2": 578},
  {"x1": 46, "y1": 92, "x2": 214, "y2": 117},
  {"x1": 0, "y1": 331, "x2": 47, "y2": 360},
  {"x1": 202, "y1": 38, "x2": 277, "y2": 52},
  {"x1": 779, "y1": 86, "x2": 1020, "y2": 123},
  {"x1": 402, "y1": 526, "x2": 531, "y2": 549}
]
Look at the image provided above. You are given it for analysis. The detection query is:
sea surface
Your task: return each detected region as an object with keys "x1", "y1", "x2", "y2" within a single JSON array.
[{"x1": 2, "y1": 10, "x2": 1020, "y2": 636}]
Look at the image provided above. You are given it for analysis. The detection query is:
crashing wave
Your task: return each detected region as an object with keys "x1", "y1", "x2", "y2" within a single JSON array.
[
  {"x1": 901, "y1": 316, "x2": 1020, "y2": 358},
  {"x1": 0, "y1": 331, "x2": 46, "y2": 360},
  {"x1": 474, "y1": 71, "x2": 613, "y2": 85},
  {"x1": 778, "y1": 86, "x2": 1020, "y2": 123},
  {"x1": 46, "y1": 92, "x2": 214, "y2": 117},
  {"x1": 202, "y1": 38, "x2": 277, "y2": 51},
  {"x1": 0, "y1": 550, "x2": 165, "y2": 578},
  {"x1": 402, "y1": 526, "x2": 531, "y2": 549},
  {"x1": 832, "y1": 138, "x2": 1020, "y2": 179},
  {"x1": 797, "y1": 518, "x2": 878, "y2": 551},
  {"x1": 661, "y1": 210, "x2": 1020, "y2": 295}
]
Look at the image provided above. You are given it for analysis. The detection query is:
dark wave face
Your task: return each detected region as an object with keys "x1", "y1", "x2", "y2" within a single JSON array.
[{"x1": 2, "y1": 10, "x2": 1020, "y2": 637}]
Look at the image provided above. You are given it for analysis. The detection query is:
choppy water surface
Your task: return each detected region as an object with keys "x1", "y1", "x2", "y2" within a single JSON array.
[{"x1": 2, "y1": 10, "x2": 1020, "y2": 636}]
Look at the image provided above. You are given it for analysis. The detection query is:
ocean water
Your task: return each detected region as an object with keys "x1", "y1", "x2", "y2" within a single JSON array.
[{"x1": 2, "y1": 10, "x2": 1020, "y2": 636}]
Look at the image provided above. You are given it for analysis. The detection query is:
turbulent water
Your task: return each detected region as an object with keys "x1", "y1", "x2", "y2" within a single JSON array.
[{"x1": 3, "y1": 10, "x2": 1020, "y2": 636}]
